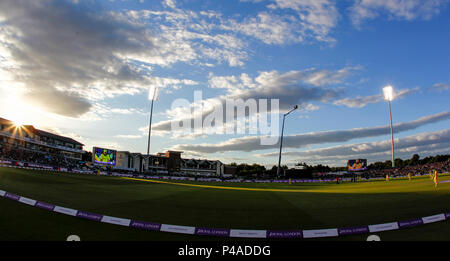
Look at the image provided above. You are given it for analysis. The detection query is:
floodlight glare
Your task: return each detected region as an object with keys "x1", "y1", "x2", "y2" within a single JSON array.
[
  {"x1": 148, "y1": 86, "x2": 160, "y2": 101},
  {"x1": 383, "y1": 85, "x2": 394, "y2": 101}
]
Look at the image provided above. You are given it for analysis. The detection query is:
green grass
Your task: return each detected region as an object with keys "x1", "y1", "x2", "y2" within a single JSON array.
[{"x1": 0, "y1": 167, "x2": 449, "y2": 241}]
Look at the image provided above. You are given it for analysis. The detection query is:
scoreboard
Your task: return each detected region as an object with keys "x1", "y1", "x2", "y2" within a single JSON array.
[
  {"x1": 93, "y1": 147, "x2": 117, "y2": 166},
  {"x1": 347, "y1": 159, "x2": 367, "y2": 171}
]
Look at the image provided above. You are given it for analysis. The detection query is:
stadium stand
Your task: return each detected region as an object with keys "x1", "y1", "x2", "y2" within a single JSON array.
[
  {"x1": 365, "y1": 160, "x2": 450, "y2": 178},
  {"x1": 0, "y1": 117, "x2": 84, "y2": 169}
]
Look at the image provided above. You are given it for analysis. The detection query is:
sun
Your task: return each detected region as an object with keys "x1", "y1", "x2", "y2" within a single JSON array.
[
  {"x1": 12, "y1": 116, "x2": 27, "y2": 128},
  {"x1": 4, "y1": 99, "x2": 34, "y2": 126},
  {"x1": 0, "y1": 90, "x2": 41, "y2": 127}
]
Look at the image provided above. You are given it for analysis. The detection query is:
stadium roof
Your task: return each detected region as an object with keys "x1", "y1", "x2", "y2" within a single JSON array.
[
  {"x1": 0, "y1": 117, "x2": 13, "y2": 124},
  {"x1": 35, "y1": 129, "x2": 84, "y2": 146}
]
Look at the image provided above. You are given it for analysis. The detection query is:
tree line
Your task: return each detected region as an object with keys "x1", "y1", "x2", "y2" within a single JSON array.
[
  {"x1": 228, "y1": 162, "x2": 346, "y2": 177},
  {"x1": 367, "y1": 154, "x2": 449, "y2": 170},
  {"x1": 230, "y1": 154, "x2": 449, "y2": 177}
]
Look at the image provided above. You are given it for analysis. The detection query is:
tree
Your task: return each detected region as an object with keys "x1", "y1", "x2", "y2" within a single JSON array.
[
  {"x1": 368, "y1": 154, "x2": 449, "y2": 169},
  {"x1": 234, "y1": 163, "x2": 266, "y2": 177},
  {"x1": 394, "y1": 158, "x2": 404, "y2": 168},
  {"x1": 410, "y1": 154, "x2": 420, "y2": 165}
]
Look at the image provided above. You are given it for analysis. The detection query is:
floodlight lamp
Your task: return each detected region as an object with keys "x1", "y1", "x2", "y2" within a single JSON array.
[
  {"x1": 148, "y1": 86, "x2": 160, "y2": 101},
  {"x1": 383, "y1": 85, "x2": 394, "y2": 101}
]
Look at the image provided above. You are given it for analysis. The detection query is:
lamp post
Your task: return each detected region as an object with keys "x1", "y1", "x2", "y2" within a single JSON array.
[
  {"x1": 383, "y1": 85, "x2": 395, "y2": 168},
  {"x1": 147, "y1": 86, "x2": 160, "y2": 156},
  {"x1": 276, "y1": 104, "x2": 298, "y2": 178}
]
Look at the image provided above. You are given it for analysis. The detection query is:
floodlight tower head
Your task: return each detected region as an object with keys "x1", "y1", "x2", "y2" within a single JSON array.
[
  {"x1": 383, "y1": 85, "x2": 394, "y2": 101},
  {"x1": 148, "y1": 86, "x2": 160, "y2": 101}
]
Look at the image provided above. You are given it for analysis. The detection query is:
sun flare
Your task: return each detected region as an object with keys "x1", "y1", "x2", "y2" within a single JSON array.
[{"x1": 0, "y1": 89, "x2": 43, "y2": 127}]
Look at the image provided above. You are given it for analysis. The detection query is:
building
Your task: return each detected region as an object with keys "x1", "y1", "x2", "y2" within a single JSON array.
[
  {"x1": 0, "y1": 117, "x2": 84, "y2": 163},
  {"x1": 115, "y1": 150, "x2": 229, "y2": 177},
  {"x1": 0, "y1": 116, "x2": 235, "y2": 177},
  {"x1": 115, "y1": 151, "x2": 143, "y2": 172}
]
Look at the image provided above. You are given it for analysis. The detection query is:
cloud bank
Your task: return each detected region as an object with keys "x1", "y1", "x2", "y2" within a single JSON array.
[
  {"x1": 146, "y1": 66, "x2": 357, "y2": 137},
  {"x1": 171, "y1": 111, "x2": 450, "y2": 153},
  {"x1": 0, "y1": 0, "x2": 198, "y2": 117}
]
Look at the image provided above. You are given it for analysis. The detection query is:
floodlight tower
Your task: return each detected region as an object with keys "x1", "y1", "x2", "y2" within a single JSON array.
[
  {"x1": 147, "y1": 86, "x2": 160, "y2": 156},
  {"x1": 383, "y1": 85, "x2": 395, "y2": 168},
  {"x1": 276, "y1": 104, "x2": 298, "y2": 178}
]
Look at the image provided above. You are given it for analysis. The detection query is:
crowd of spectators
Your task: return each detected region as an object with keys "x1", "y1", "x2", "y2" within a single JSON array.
[
  {"x1": 364, "y1": 159, "x2": 450, "y2": 177},
  {"x1": 0, "y1": 146, "x2": 80, "y2": 169}
]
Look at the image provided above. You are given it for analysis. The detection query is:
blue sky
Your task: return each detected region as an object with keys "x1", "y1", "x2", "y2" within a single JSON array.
[{"x1": 0, "y1": 0, "x2": 449, "y2": 167}]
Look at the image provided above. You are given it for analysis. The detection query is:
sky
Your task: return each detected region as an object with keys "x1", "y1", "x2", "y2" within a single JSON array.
[{"x1": 0, "y1": 0, "x2": 449, "y2": 167}]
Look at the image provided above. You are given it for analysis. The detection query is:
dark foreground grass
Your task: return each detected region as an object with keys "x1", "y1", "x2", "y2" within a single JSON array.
[{"x1": 0, "y1": 167, "x2": 449, "y2": 241}]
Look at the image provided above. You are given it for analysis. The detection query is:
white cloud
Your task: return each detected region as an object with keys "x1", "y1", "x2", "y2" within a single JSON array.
[
  {"x1": 124, "y1": 8, "x2": 249, "y2": 67},
  {"x1": 171, "y1": 111, "x2": 450, "y2": 153},
  {"x1": 114, "y1": 134, "x2": 143, "y2": 139},
  {"x1": 76, "y1": 103, "x2": 147, "y2": 122},
  {"x1": 268, "y1": 0, "x2": 339, "y2": 42},
  {"x1": 224, "y1": 0, "x2": 339, "y2": 45},
  {"x1": 224, "y1": 12, "x2": 305, "y2": 45},
  {"x1": 164, "y1": 0, "x2": 177, "y2": 9},
  {"x1": 333, "y1": 94, "x2": 381, "y2": 108},
  {"x1": 350, "y1": 0, "x2": 449, "y2": 26},
  {"x1": 148, "y1": 66, "x2": 355, "y2": 136},
  {"x1": 432, "y1": 83, "x2": 450, "y2": 91},
  {"x1": 236, "y1": 0, "x2": 339, "y2": 44},
  {"x1": 333, "y1": 87, "x2": 419, "y2": 108}
]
